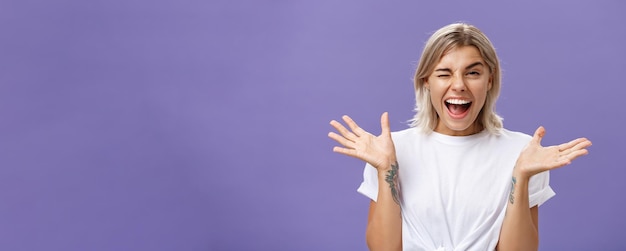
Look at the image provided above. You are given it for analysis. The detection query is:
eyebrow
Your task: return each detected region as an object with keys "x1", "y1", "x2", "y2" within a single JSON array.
[{"x1": 434, "y1": 62, "x2": 485, "y2": 73}]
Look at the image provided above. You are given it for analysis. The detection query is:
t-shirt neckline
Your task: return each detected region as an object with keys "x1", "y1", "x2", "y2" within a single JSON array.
[{"x1": 429, "y1": 129, "x2": 489, "y2": 145}]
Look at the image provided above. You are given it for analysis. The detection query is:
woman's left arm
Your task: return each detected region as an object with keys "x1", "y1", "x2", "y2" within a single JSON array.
[{"x1": 497, "y1": 126, "x2": 592, "y2": 251}]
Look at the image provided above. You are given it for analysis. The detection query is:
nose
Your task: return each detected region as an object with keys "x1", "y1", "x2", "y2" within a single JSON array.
[{"x1": 450, "y1": 73, "x2": 466, "y2": 92}]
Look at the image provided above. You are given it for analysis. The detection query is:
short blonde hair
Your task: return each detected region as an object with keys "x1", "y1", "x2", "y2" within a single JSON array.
[{"x1": 410, "y1": 23, "x2": 503, "y2": 135}]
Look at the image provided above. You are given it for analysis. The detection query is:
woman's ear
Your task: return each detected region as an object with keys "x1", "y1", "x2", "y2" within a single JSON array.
[{"x1": 488, "y1": 75, "x2": 493, "y2": 90}]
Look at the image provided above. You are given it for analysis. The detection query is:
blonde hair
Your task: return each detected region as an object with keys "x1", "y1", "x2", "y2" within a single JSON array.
[{"x1": 410, "y1": 23, "x2": 503, "y2": 135}]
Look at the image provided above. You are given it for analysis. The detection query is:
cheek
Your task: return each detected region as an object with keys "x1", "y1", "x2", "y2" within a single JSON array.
[
  {"x1": 429, "y1": 90, "x2": 446, "y2": 113},
  {"x1": 475, "y1": 90, "x2": 490, "y2": 108},
  {"x1": 428, "y1": 89, "x2": 442, "y2": 104},
  {"x1": 473, "y1": 82, "x2": 490, "y2": 99}
]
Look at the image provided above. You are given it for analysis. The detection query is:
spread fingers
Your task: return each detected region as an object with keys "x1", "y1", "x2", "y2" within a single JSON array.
[
  {"x1": 328, "y1": 132, "x2": 356, "y2": 149},
  {"x1": 330, "y1": 119, "x2": 358, "y2": 141}
]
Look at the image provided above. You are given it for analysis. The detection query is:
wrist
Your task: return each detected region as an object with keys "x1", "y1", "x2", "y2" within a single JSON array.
[
  {"x1": 374, "y1": 158, "x2": 397, "y2": 172},
  {"x1": 512, "y1": 165, "x2": 533, "y2": 181}
]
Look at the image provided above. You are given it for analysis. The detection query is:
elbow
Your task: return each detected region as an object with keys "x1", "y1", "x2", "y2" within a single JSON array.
[
  {"x1": 497, "y1": 244, "x2": 538, "y2": 251},
  {"x1": 366, "y1": 225, "x2": 402, "y2": 251},
  {"x1": 496, "y1": 234, "x2": 539, "y2": 251}
]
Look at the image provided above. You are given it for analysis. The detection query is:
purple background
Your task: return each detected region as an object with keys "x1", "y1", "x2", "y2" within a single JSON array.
[{"x1": 1, "y1": 0, "x2": 624, "y2": 250}]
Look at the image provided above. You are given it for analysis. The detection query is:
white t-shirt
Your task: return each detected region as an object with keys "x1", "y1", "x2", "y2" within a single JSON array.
[{"x1": 357, "y1": 128, "x2": 555, "y2": 251}]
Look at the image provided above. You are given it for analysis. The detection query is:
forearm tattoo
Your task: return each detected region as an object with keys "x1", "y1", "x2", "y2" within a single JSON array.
[
  {"x1": 385, "y1": 161, "x2": 401, "y2": 205},
  {"x1": 508, "y1": 176, "x2": 517, "y2": 204}
]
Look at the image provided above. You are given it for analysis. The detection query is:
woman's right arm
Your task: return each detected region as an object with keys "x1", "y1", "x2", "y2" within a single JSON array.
[
  {"x1": 328, "y1": 112, "x2": 402, "y2": 251},
  {"x1": 366, "y1": 160, "x2": 402, "y2": 251}
]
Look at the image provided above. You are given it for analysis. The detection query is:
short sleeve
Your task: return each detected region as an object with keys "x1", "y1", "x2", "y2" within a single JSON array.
[
  {"x1": 357, "y1": 163, "x2": 379, "y2": 202},
  {"x1": 528, "y1": 170, "x2": 556, "y2": 207}
]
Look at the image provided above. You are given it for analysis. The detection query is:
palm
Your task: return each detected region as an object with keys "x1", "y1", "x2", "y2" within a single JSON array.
[
  {"x1": 515, "y1": 126, "x2": 592, "y2": 177},
  {"x1": 328, "y1": 112, "x2": 396, "y2": 170}
]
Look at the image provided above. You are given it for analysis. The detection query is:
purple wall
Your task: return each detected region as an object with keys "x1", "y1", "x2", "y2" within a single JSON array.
[{"x1": 1, "y1": 0, "x2": 624, "y2": 250}]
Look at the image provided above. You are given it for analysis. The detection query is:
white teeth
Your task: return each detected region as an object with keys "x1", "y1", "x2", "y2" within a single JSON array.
[{"x1": 446, "y1": 99, "x2": 471, "y2": 105}]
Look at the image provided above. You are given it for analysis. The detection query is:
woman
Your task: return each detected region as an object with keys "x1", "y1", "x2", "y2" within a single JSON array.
[{"x1": 328, "y1": 23, "x2": 592, "y2": 251}]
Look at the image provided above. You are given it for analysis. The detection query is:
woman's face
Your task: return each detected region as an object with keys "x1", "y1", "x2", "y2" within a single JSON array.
[{"x1": 425, "y1": 45, "x2": 492, "y2": 136}]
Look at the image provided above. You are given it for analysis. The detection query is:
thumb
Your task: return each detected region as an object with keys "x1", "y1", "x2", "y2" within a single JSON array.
[
  {"x1": 380, "y1": 112, "x2": 391, "y2": 135},
  {"x1": 532, "y1": 126, "x2": 546, "y2": 145}
]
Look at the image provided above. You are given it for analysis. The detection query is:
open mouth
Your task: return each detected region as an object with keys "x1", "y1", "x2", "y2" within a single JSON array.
[{"x1": 445, "y1": 99, "x2": 472, "y2": 117}]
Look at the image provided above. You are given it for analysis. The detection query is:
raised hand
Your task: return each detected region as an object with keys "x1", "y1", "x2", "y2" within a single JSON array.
[
  {"x1": 514, "y1": 126, "x2": 592, "y2": 178},
  {"x1": 328, "y1": 112, "x2": 397, "y2": 171}
]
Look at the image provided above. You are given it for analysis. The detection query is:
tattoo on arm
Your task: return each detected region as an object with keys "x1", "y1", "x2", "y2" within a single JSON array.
[
  {"x1": 509, "y1": 176, "x2": 517, "y2": 204},
  {"x1": 385, "y1": 161, "x2": 401, "y2": 205}
]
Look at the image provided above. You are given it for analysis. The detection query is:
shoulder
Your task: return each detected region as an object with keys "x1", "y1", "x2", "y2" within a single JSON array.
[
  {"x1": 390, "y1": 127, "x2": 421, "y2": 143},
  {"x1": 389, "y1": 127, "x2": 424, "y2": 152},
  {"x1": 489, "y1": 128, "x2": 532, "y2": 150},
  {"x1": 496, "y1": 128, "x2": 532, "y2": 142}
]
